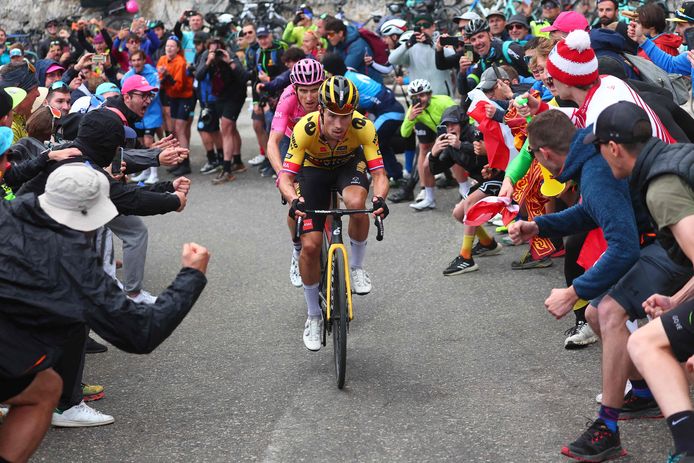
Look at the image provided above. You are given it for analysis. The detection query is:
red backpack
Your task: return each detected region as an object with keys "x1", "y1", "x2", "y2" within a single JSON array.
[{"x1": 358, "y1": 28, "x2": 390, "y2": 65}]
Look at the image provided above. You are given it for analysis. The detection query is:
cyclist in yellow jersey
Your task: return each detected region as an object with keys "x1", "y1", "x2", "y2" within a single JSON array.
[{"x1": 278, "y1": 76, "x2": 389, "y2": 351}]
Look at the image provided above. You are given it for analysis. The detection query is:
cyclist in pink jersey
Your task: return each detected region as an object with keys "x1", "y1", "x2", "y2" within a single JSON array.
[{"x1": 267, "y1": 58, "x2": 325, "y2": 288}]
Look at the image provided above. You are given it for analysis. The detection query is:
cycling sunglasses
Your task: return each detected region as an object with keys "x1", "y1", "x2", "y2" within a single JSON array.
[{"x1": 49, "y1": 80, "x2": 68, "y2": 91}]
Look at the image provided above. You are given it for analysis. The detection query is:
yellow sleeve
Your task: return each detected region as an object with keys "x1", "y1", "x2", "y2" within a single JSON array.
[
  {"x1": 283, "y1": 114, "x2": 317, "y2": 174},
  {"x1": 354, "y1": 115, "x2": 384, "y2": 172}
]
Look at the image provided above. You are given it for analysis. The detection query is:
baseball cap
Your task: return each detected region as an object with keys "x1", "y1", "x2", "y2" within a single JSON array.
[
  {"x1": 9, "y1": 48, "x2": 22, "y2": 57},
  {"x1": 541, "y1": 0, "x2": 561, "y2": 7},
  {"x1": 31, "y1": 87, "x2": 49, "y2": 114},
  {"x1": 93, "y1": 33, "x2": 105, "y2": 44},
  {"x1": 96, "y1": 82, "x2": 120, "y2": 96},
  {"x1": 38, "y1": 164, "x2": 118, "y2": 232},
  {"x1": 414, "y1": 14, "x2": 435, "y2": 25},
  {"x1": 0, "y1": 86, "x2": 26, "y2": 118},
  {"x1": 582, "y1": 101, "x2": 652, "y2": 145},
  {"x1": 193, "y1": 31, "x2": 210, "y2": 43},
  {"x1": 46, "y1": 63, "x2": 65, "y2": 75},
  {"x1": 667, "y1": 1, "x2": 694, "y2": 22},
  {"x1": 0, "y1": 126, "x2": 13, "y2": 156},
  {"x1": 440, "y1": 105, "x2": 465, "y2": 124},
  {"x1": 507, "y1": 14, "x2": 530, "y2": 29},
  {"x1": 454, "y1": 12, "x2": 481, "y2": 22},
  {"x1": 256, "y1": 26, "x2": 271, "y2": 37},
  {"x1": 486, "y1": 10, "x2": 506, "y2": 19},
  {"x1": 541, "y1": 11, "x2": 589, "y2": 33},
  {"x1": 121, "y1": 75, "x2": 158, "y2": 94},
  {"x1": 476, "y1": 66, "x2": 510, "y2": 91}
]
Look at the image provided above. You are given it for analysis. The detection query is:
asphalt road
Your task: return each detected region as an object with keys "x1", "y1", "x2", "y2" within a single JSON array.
[{"x1": 34, "y1": 106, "x2": 680, "y2": 463}]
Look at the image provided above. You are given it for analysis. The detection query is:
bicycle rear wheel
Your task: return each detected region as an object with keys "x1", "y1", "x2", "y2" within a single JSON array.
[{"x1": 331, "y1": 248, "x2": 348, "y2": 389}]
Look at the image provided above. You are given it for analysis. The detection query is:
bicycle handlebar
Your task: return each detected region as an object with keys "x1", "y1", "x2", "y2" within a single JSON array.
[{"x1": 294, "y1": 209, "x2": 385, "y2": 242}]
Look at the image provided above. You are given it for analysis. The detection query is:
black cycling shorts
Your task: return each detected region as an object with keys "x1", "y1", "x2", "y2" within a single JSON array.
[
  {"x1": 159, "y1": 90, "x2": 170, "y2": 107},
  {"x1": 414, "y1": 122, "x2": 437, "y2": 144},
  {"x1": 169, "y1": 97, "x2": 195, "y2": 121},
  {"x1": 297, "y1": 155, "x2": 370, "y2": 234},
  {"x1": 214, "y1": 98, "x2": 244, "y2": 122},
  {"x1": 661, "y1": 299, "x2": 694, "y2": 363}
]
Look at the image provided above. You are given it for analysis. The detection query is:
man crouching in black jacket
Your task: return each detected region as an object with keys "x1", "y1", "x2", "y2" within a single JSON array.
[
  {"x1": 425, "y1": 105, "x2": 505, "y2": 276},
  {"x1": 0, "y1": 164, "x2": 209, "y2": 463}
]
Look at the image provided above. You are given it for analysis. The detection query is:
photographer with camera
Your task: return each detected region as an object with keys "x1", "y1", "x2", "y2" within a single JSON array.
[
  {"x1": 196, "y1": 38, "x2": 249, "y2": 185},
  {"x1": 427, "y1": 105, "x2": 504, "y2": 275},
  {"x1": 283, "y1": 4, "x2": 319, "y2": 47},
  {"x1": 458, "y1": 19, "x2": 529, "y2": 97},
  {"x1": 389, "y1": 15, "x2": 453, "y2": 97},
  {"x1": 173, "y1": 10, "x2": 207, "y2": 64}
]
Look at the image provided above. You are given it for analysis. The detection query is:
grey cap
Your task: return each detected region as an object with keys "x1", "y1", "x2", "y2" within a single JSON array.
[
  {"x1": 476, "y1": 66, "x2": 510, "y2": 91},
  {"x1": 38, "y1": 164, "x2": 118, "y2": 232},
  {"x1": 485, "y1": 10, "x2": 506, "y2": 19},
  {"x1": 440, "y1": 105, "x2": 464, "y2": 124},
  {"x1": 506, "y1": 14, "x2": 530, "y2": 29}
]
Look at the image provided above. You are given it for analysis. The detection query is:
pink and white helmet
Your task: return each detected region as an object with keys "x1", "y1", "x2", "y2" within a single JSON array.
[{"x1": 290, "y1": 58, "x2": 325, "y2": 86}]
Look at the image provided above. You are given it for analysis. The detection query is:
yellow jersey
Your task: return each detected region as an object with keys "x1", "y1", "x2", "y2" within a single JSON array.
[{"x1": 282, "y1": 110, "x2": 384, "y2": 174}]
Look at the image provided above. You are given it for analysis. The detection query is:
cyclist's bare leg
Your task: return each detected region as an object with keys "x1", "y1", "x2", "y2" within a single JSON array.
[
  {"x1": 342, "y1": 185, "x2": 369, "y2": 242},
  {"x1": 299, "y1": 231, "x2": 323, "y2": 285}
]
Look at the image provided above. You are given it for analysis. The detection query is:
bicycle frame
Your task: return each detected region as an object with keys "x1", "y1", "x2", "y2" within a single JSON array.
[{"x1": 323, "y1": 215, "x2": 355, "y2": 322}]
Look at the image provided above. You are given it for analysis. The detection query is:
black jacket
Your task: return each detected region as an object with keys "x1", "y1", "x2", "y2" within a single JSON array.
[
  {"x1": 631, "y1": 138, "x2": 694, "y2": 267},
  {"x1": 428, "y1": 124, "x2": 492, "y2": 182},
  {"x1": 0, "y1": 195, "x2": 207, "y2": 378}
]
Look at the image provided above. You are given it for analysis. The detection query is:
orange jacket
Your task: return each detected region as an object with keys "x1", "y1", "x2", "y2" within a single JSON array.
[{"x1": 157, "y1": 53, "x2": 193, "y2": 99}]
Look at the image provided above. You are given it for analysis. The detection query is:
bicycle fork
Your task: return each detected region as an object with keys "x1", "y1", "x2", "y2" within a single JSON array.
[{"x1": 325, "y1": 217, "x2": 354, "y2": 323}]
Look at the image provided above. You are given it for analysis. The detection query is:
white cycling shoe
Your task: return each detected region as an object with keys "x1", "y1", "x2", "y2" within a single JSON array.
[
  {"x1": 350, "y1": 267, "x2": 372, "y2": 295},
  {"x1": 303, "y1": 317, "x2": 322, "y2": 351}
]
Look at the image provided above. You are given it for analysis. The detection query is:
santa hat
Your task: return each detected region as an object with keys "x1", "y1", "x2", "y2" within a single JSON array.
[{"x1": 546, "y1": 29, "x2": 598, "y2": 86}]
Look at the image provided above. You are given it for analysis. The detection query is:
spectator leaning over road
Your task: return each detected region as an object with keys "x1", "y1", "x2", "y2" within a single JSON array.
[
  {"x1": 323, "y1": 17, "x2": 384, "y2": 84},
  {"x1": 0, "y1": 62, "x2": 40, "y2": 143},
  {"x1": 0, "y1": 163, "x2": 209, "y2": 463},
  {"x1": 628, "y1": 2, "x2": 694, "y2": 88},
  {"x1": 457, "y1": 19, "x2": 529, "y2": 97},
  {"x1": 389, "y1": 14, "x2": 453, "y2": 96},
  {"x1": 157, "y1": 36, "x2": 194, "y2": 176},
  {"x1": 587, "y1": 102, "x2": 694, "y2": 463},
  {"x1": 486, "y1": 11, "x2": 511, "y2": 41},
  {"x1": 593, "y1": 0, "x2": 621, "y2": 29},
  {"x1": 398, "y1": 79, "x2": 457, "y2": 210}
]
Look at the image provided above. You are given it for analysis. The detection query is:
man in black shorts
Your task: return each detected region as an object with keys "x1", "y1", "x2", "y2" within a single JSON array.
[{"x1": 589, "y1": 102, "x2": 694, "y2": 461}]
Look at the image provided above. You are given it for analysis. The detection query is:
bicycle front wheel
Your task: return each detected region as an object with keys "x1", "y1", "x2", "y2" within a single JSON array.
[{"x1": 331, "y1": 248, "x2": 348, "y2": 389}]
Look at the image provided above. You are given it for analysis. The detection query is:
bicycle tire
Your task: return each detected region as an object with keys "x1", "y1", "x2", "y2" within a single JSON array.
[{"x1": 331, "y1": 248, "x2": 348, "y2": 389}]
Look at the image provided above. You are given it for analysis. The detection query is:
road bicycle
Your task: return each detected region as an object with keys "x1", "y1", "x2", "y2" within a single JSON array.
[{"x1": 296, "y1": 190, "x2": 384, "y2": 389}]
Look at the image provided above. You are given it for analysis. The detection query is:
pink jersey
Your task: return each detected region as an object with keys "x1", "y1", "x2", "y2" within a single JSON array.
[{"x1": 271, "y1": 85, "x2": 307, "y2": 138}]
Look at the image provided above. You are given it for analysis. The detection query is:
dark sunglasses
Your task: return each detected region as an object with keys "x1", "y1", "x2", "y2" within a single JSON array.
[
  {"x1": 50, "y1": 40, "x2": 61, "y2": 46},
  {"x1": 416, "y1": 21, "x2": 433, "y2": 28},
  {"x1": 49, "y1": 80, "x2": 68, "y2": 91},
  {"x1": 542, "y1": 3, "x2": 559, "y2": 8},
  {"x1": 508, "y1": 24, "x2": 527, "y2": 30},
  {"x1": 241, "y1": 30, "x2": 255, "y2": 36}
]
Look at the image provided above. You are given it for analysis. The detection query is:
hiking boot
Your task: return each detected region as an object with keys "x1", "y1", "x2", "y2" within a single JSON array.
[
  {"x1": 472, "y1": 240, "x2": 503, "y2": 257},
  {"x1": 231, "y1": 162, "x2": 247, "y2": 173},
  {"x1": 511, "y1": 250, "x2": 552, "y2": 270},
  {"x1": 443, "y1": 256, "x2": 478, "y2": 276},
  {"x1": 561, "y1": 419, "x2": 626, "y2": 462},
  {"x1": 619, "y1": 390, "x2": 662, "y2": 420},
  {"x1": 564, "y1": 321, "x2": 598, "y2": 350},
  {"x1": 212, "y1": 171, "x2": 236, "y2": 185}
]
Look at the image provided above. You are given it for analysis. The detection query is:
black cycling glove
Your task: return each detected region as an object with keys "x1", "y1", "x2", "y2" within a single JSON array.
[
  {"x1": 289, "y1": 198, "x2": 306, "y2": 218},
  {"x1": 372, "y1": 196, "x2": 389, "y2": 219}
]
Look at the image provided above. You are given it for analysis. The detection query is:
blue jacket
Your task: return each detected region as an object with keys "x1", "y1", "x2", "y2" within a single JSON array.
[
  {"x1": 534, "y1": 127, "x2": 640, "y2": 299},
  {"x1": 640, "y1": 38, "x2": 694, "y2": 92},
  {"x1": 589, "y1": 29, "x2": 639, "y2": 80},
  {"x1": 262, "y1": 68, "x2": 291, "y2": 95},
  {"x1": 121, "y1": 64, "x2": 163, "y2": 130},
  {"x1": 36, "y1": 59, "x2": 72, "y2": 87},
  {"x1": 330, "y1": 25, "x2": 382, "y2": 83}
]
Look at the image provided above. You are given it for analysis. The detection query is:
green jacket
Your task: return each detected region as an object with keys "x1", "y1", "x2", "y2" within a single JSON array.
[{"x1": 400, "y1": 95, "x2": 457, "y2": 138}]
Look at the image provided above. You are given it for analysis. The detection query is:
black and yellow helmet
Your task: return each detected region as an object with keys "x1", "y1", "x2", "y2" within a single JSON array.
[{"x1": 318, "y1": 76, "x2": 359, "y2": 115}]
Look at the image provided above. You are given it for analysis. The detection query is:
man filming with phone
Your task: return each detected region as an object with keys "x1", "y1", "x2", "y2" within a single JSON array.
[{"x1": 457, "y1": 19, "x2": 529, "y2": 97}]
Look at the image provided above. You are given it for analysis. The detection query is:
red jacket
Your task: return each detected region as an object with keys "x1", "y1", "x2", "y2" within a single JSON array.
[{"x1": 638, "y1": 33, "x2": 682, "y2": 59}]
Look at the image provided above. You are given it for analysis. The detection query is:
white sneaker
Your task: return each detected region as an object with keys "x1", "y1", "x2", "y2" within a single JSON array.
[
  {"x1": 289, "y1": 254, "x2": 302, "y2": 287},
  {"x1": 144, "y1": 168, "x2": 159, "y2": 185},
  {"x1": 129, "y1": 170, "x2": 149, "y2": 183},
  {"x1": 248, "y1": 154, "x2": 266, "y2": 166},
  {"x1": 409, "y1": 197, "x2": 436, "y2": 211},
  {"x1": 596, "y1": 381, "x2": 632, "y2": 404},
  {"x1": 350, "y1": 267, "x2": 372, "y2": 295},
  {"x1": 303, "y1": 317, "x2": 322, "y2": 351},
  {"x1": 52, "y1": 401, "x2": 114, "y2": 427},
  {"x1": 564, "y1": 322, "x2": 598, "y2": 349},
  {"x1": 127, "y1": 289, "x2": 157, "y2": 304},
  {"x1": 415, "y1": 188, "x2": 426, "y2": 202}
]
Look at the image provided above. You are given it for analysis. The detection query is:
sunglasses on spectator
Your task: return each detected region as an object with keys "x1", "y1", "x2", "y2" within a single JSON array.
[
  {"x1": 416, "y1": 21, "x2": 433, "y2": 28},
  {"x1": 50, "y1": 81, "x2": 68, "y2": 91},
  {"x1": 542, "y1": 2, "x2": 559, "y2": 8},
  {"x1": 241, "y1": 30, "x2": 255, "y2": 36},
  {"x1": 508, "y1": 24, "x2": 527, "y2": 30},
  {"x1": 325, "y1": 31, "x2": 337, "y2": 38},
  {"x1": 50, "y1": 40, "x2": 61, "y2": 47}
]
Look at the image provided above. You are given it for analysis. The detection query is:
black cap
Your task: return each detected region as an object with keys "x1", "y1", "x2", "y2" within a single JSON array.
[
  {"x1": 669, "y1": 1, "x2": 694, "y2": 22},
  {"x1": 256, "y1": 26, "x2": 271, "y2": 37},
  {"x1": 45, "y1": 19, "x2": 58, "y2": 28},
  {"x1": 440, "y1": 105, "x2": 464, "y2": 124},
  {"x1": 506, "y1": 14, "x2": 530, "y2": 29},
  {"x1": 541, "y1": 0, "x2": 560, "y2": 7},
  {"x1": 582, "y1": 102, "x2": 651, "y2": 145},
  {"x1": 193, "y1": 31, "x2": 210, "y2": 43}
]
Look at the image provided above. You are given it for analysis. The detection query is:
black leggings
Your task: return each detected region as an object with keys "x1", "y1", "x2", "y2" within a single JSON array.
[
  {"x1": 565, "y1": 232, "x2": 588, "y2": 322},
  {"x1": 54, "y1": 326, "x2": 88, "y2": 410}
]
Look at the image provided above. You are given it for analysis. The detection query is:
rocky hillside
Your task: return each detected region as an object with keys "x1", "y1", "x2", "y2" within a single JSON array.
[{"x1": 0, "y1": 0, "x2": 384, "y2": 32}]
